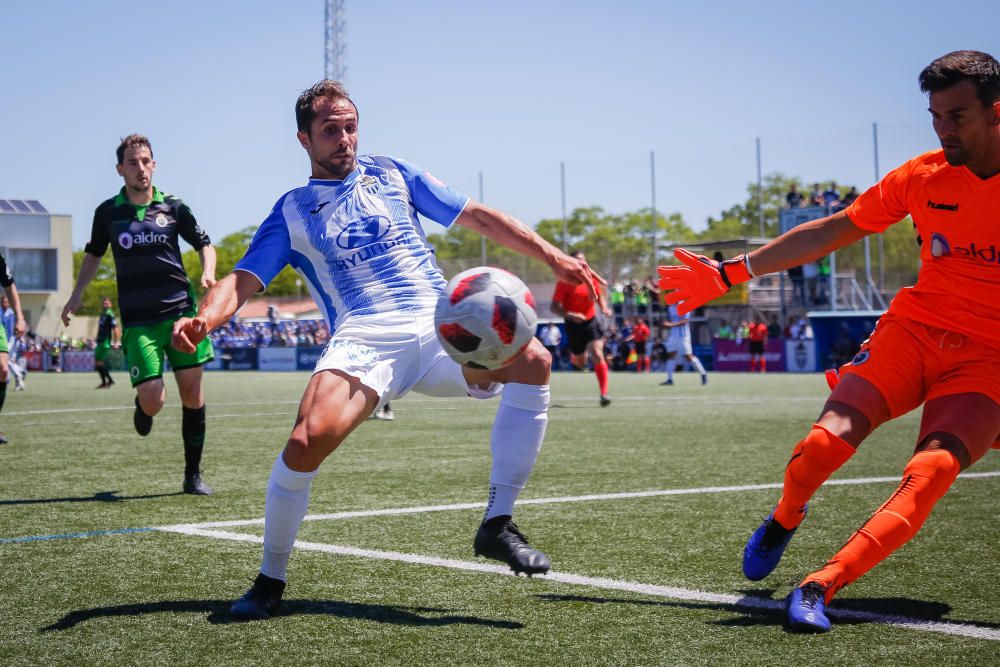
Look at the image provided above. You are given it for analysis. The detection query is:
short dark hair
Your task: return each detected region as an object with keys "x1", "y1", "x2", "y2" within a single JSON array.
[
  {"x1": 116, "y1": 134, "x2": 153, "y2": 165},
  {"x1": 295, "y1": 80, "x2": 358, "y2": 133},
  {"x1": 919, "y1": 50, "x2": 1000, "y2": 107}
]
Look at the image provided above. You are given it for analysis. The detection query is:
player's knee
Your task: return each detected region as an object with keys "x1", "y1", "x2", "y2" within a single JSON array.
[
  {"x1": 284, "y1": 416, "x2": 345, "y2": 470},
  {"x1": 916, "y1": 431, "x2": 971, "y2": 470},
  {"x1": 506, "y1": 340, "x2": 551, "y2": 384},
  {"x1": 816, "y1": 401, "x2": 872, "y2": 447}
]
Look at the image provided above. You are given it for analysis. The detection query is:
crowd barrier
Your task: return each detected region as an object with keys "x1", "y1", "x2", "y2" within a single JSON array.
[{"x1": 35, "y1": 341, "x2": 828, "y2": 374}]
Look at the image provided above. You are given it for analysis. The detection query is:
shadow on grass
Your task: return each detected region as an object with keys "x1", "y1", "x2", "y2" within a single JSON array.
[
  {"x1": 539, "y1": 591, "x2": 1000, "y2": 630},
  {"x1": 41, "y1": 599, "x2": 523, "y2": 631},
  {"x1": 0, "y1": 491, "x2": 184, "y2": 506}
]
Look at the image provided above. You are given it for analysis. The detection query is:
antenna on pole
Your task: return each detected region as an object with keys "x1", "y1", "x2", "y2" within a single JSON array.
[{"x1": 325, "y1": 0, "x2": 347, "y2": 81}]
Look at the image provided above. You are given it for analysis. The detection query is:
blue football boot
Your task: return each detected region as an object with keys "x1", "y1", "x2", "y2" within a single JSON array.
[
  {"x1": 786, "y1": 582, "x2": 832, "y2": 633},
  {"x1": 742, "y1": 505, "x2": 806, "y2": 581}
]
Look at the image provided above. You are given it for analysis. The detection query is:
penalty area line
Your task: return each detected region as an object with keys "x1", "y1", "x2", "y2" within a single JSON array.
[{"x1": 157, "y1": 525, "x2": 1000, "y2": 642}]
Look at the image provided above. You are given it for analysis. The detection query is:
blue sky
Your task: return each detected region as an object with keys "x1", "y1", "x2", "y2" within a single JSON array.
[{"x1": 2, "y1": 1, "x2": 997, "y2": 249}]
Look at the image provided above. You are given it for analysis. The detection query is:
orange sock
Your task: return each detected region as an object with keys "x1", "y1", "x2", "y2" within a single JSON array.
[
  {"x1": 803, "y1": 449, "x2": 960, "y2": 602},
  {"x1": 594, "y1": 360, "x2": 609, "y2": 396},
  {"x1": 750, "y1": 358, "x2": 757, "y2": 372},
  {"x1": 773, "y1": 424, "x2": 857, "y2": 529},
  {"x1": 760, "y1": 357, "x2": 767, "y2": 373}
]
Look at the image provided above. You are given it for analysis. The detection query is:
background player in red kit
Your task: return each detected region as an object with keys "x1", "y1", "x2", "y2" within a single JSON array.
[
  {"x1": 747, "y1": 319, "x2": 768, "y2": 372},
  {"x1": 551, "y1": 251, "x2": 612, "y2": 405}
]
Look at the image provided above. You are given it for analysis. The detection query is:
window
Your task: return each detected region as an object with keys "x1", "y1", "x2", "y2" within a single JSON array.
[{"x1": 1, "y1": 248, "x2": 57, "y2": 291}]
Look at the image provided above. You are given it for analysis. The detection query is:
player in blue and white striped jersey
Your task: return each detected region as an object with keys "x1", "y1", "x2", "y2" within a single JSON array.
[{"x1": 172, "y1": 80, "x2": 604, "y2": 619}]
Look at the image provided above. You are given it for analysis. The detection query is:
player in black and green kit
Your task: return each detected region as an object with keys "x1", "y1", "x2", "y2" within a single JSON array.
[
  {"x1": 62, "y1": 134, "x2": 217, "y2": 494},
  {"x1": 0, "y1": 252, "x2": 27, "y2": 444},
  {"x1": 94, "y1": 296, "x2": 120, "y2": 388}
]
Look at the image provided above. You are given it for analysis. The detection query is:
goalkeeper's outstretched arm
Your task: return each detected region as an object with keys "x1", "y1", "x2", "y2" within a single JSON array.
[{"x1": 659, "y1": 210, "x2": 869, "y2": 314}]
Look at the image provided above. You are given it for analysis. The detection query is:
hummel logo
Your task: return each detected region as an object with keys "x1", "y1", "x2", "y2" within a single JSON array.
[
  {"x1": 927, "y1": 199, "x2": 959, "y2": 212},
  {"x1": 310, "y1": 201, "x2": 330, "y2": 215}
]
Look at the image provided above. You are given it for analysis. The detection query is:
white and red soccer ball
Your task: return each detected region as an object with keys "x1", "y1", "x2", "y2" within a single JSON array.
[{"x1": 435, "y1": 267, "x2": 538, "y2": 370}]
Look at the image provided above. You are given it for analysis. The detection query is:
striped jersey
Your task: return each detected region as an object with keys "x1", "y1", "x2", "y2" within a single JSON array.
[{"x1": 235, "y1": 155, "x2": 469, "y2": 330}]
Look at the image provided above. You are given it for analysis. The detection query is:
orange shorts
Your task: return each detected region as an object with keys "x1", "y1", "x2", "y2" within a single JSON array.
[{"x1": 838, "y1": 313, "x2": 1000, "y2": 422}]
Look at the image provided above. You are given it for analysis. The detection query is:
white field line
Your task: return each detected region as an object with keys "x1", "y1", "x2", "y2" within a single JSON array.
[
  {"x1": 158, "y1": 525, "x2": 1000, "y2": 642},
  {"x1": 173, "y1": 470, "x2": 1000, "y2": 529}
]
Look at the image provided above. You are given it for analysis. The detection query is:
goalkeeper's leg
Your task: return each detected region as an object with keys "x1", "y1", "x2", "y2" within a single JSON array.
[
  {"x1": 743, "y1": 374, "x2": 891, "y2": 581},
  {"x1": 790, "y1": 392, "x2": 999, "y2": 631}
]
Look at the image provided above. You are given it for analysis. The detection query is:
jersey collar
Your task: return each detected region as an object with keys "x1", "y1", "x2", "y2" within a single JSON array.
[{"x1": 115, "y1": 186, "x2": 165, "y2": 221}]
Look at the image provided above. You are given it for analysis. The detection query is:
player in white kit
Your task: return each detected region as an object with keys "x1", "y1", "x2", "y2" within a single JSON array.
[
  {"x1": 660, "y1": 303, "x2": 708, "y2": 386},
  {"x1": 172, "y1": 81, "x2": 602, "y2": 619}
]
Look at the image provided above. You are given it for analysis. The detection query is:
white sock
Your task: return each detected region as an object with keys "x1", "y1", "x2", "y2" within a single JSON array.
[
  {"x1": 484, "y1": 383, "x2": 549, "y2": 521},
  {"x1": 666, "y1": 358, "x2": 676, "y2": 381},
  {"x1": 260, "y1": 455, "x2": 317, "y2": 582},
  {"x1": 689, "y1": 355, "x2": 707, "y2": 377}
]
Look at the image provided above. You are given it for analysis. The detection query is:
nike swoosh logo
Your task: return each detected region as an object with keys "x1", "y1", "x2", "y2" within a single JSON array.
[{"x1": 310, "y1": 201, "x2": 330, "y2": 215}]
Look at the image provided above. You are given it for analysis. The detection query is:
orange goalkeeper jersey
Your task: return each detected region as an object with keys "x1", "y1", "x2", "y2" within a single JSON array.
[{"x1": 846, "y1": 149, "x2": 1000, "y2": 352}]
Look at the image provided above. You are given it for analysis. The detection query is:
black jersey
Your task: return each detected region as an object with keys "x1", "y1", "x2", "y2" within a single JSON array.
[
  {"x1": 0, "y1": 253, "x2": 13, "y2": 288},
  {"x1": 96, "y1": 308, "x2": 118, "y2": 344},
  {"x1": 84, "y1": 187, "x2": 211, "y2": 327}
]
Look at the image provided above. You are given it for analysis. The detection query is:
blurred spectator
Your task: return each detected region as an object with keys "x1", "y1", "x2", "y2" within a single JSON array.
[
  {"x1": 788, "y1": 264, "x2": 807, "y2": 306},
  {"x1": 646, "y1": 276, "x2": 661, "y2": 319},
  {"x1": 816, "y1": 255, "x2": 831, "y2": 305},
  {"x1": 841, "y1": 186, "x2": 859, "y2": 206},
  {"x1": 610, "y1": 282, "x2": 624, "y2": 317},
  {"x1": 803, "y1": 261, "x2": 820, "y2": 304},
  {"x1": 767, "y1": 315, "x2": 782, "y2": 339},
  {"x1": 823, "y1": 182, "x2": 840, "y2": 208},
  {"x1": 785, "y1": 183, "x2": 803, "y2": 208},
  {"x1": 634, "y1": 282, "x2": 650, "y2": 316},
  {"x1": 810, "y1": 183, "x2": 824, "y2": 207},
  {"x1": 539, "y1": 322, "x2": 562, "y2": 371},
  {"x1": 715, "y1": 321, "x2": 734, "y2": 340},
  {"x1": 629, "y1": 318, "x2": 651, "y2": 372}
]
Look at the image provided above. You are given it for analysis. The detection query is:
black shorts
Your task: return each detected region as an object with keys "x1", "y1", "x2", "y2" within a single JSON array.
[
  {"x1": 565, "y1": 316, "x2": 605, "y2": 356},
  {"x1": 749, "y1": 340, "x2": 765, "y2": 355}
]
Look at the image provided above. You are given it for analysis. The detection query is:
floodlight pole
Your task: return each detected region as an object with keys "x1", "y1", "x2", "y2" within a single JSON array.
[
  {"x1": 560, "y1": 161, "x2": 568, "y2": 253},
  {"x1": 324, "y1": 0, "x2": 347, "y2": 81},
  {"x1": 650, "y1": 150, "x2": 657, "y2": 268},
  {"x1": 479, "y1": 172, "x2": 487, "y2": 265},
  {"x1": 756, "y1": 137, "x2": 764, "y2": 237},
  {"x1": 873, "y1": 122, "x2": 884, "y2": 294}
]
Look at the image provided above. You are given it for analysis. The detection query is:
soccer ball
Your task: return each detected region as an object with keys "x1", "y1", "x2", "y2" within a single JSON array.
[{"x1": 435, "y1": 267, "x2": 538, "y2": 370}]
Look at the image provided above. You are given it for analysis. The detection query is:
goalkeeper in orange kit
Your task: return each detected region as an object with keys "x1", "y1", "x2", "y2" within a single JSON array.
[{"x1": 659, "y1": 50, "x2": 1000, "y2": 633}]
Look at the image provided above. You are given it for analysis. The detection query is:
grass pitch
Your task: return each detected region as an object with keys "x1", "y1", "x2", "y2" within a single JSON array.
[{"x1": 1, "y1": 370, "x2": 998, "y2": 665}]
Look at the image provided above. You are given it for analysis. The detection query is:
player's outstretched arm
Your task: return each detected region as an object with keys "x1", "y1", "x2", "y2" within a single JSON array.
[
  {"x1": 61, "y1": 253, "x2": 103, "y2": 326},
  {"x1": 172, "y1": 271, "x2": 261, "y2": 353},
  {"x1": 659, "y1": 210, "x2": 869, "y2": 315},
  {"x1": 456, "y1": 201, "x2": 605, "y2": 300}
]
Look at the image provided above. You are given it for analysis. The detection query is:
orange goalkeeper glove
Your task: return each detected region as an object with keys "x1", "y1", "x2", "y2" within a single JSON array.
[{"x1": 657, "y1": 248, "x2": 754, "y2": 315}]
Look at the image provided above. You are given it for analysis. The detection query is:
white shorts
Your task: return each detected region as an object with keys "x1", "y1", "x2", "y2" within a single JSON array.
[
  {"x1": 313, "y1": 311, "x2": 502, "y2": 407},
  {"x1": 666, "y1": 336, "x2": 693, "y2": 356}
]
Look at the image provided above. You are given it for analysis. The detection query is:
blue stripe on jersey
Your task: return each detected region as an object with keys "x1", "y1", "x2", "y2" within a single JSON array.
[{"x1": 291, "y1": 248, "x2": 337, "y2": 325}]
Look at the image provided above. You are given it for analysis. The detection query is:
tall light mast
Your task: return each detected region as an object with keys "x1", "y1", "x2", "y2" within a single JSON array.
[{"x1": 324, "y1": 0, "x2": 347, "y2": 81}]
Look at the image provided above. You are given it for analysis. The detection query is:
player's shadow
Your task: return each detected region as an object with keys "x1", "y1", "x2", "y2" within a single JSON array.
[
  {"x1": 536, "y1": 592, "x2": 785, "y2": 626},
  {"x1": 540, "y1": 591, "x2": 1000, "y2": 631},
  {"x1": 41, "y1": 599, "x2": 523, "y2": 631},
  {"x1": 0, "y1": 490, "x2": 183, "y2": 506}
]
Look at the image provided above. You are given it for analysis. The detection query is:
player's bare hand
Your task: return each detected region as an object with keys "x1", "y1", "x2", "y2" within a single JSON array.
[
  {"x1": 14, "y1": 316, "x2": 26, "y2": 336},
  {"x1": 60, "y1": 295, "x2": 82, "y2": 327},
  {"x1": 172, "y1": 316, "x2": 209, "y2": 353},
  {"x1": 201, "y1": 275, "x2": 217, "y2": 290}
]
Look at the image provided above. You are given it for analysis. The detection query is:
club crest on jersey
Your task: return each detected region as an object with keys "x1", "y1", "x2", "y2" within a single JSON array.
[
  {"x1": 155, "y1": 213, "x2": 170, "y2": 228},
  {"x1": 336, "y1": 215, "x2": 391, "y2": 249},
  {"x1": 359, "y1": 175, "x2": 381, "y2": 195}
]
